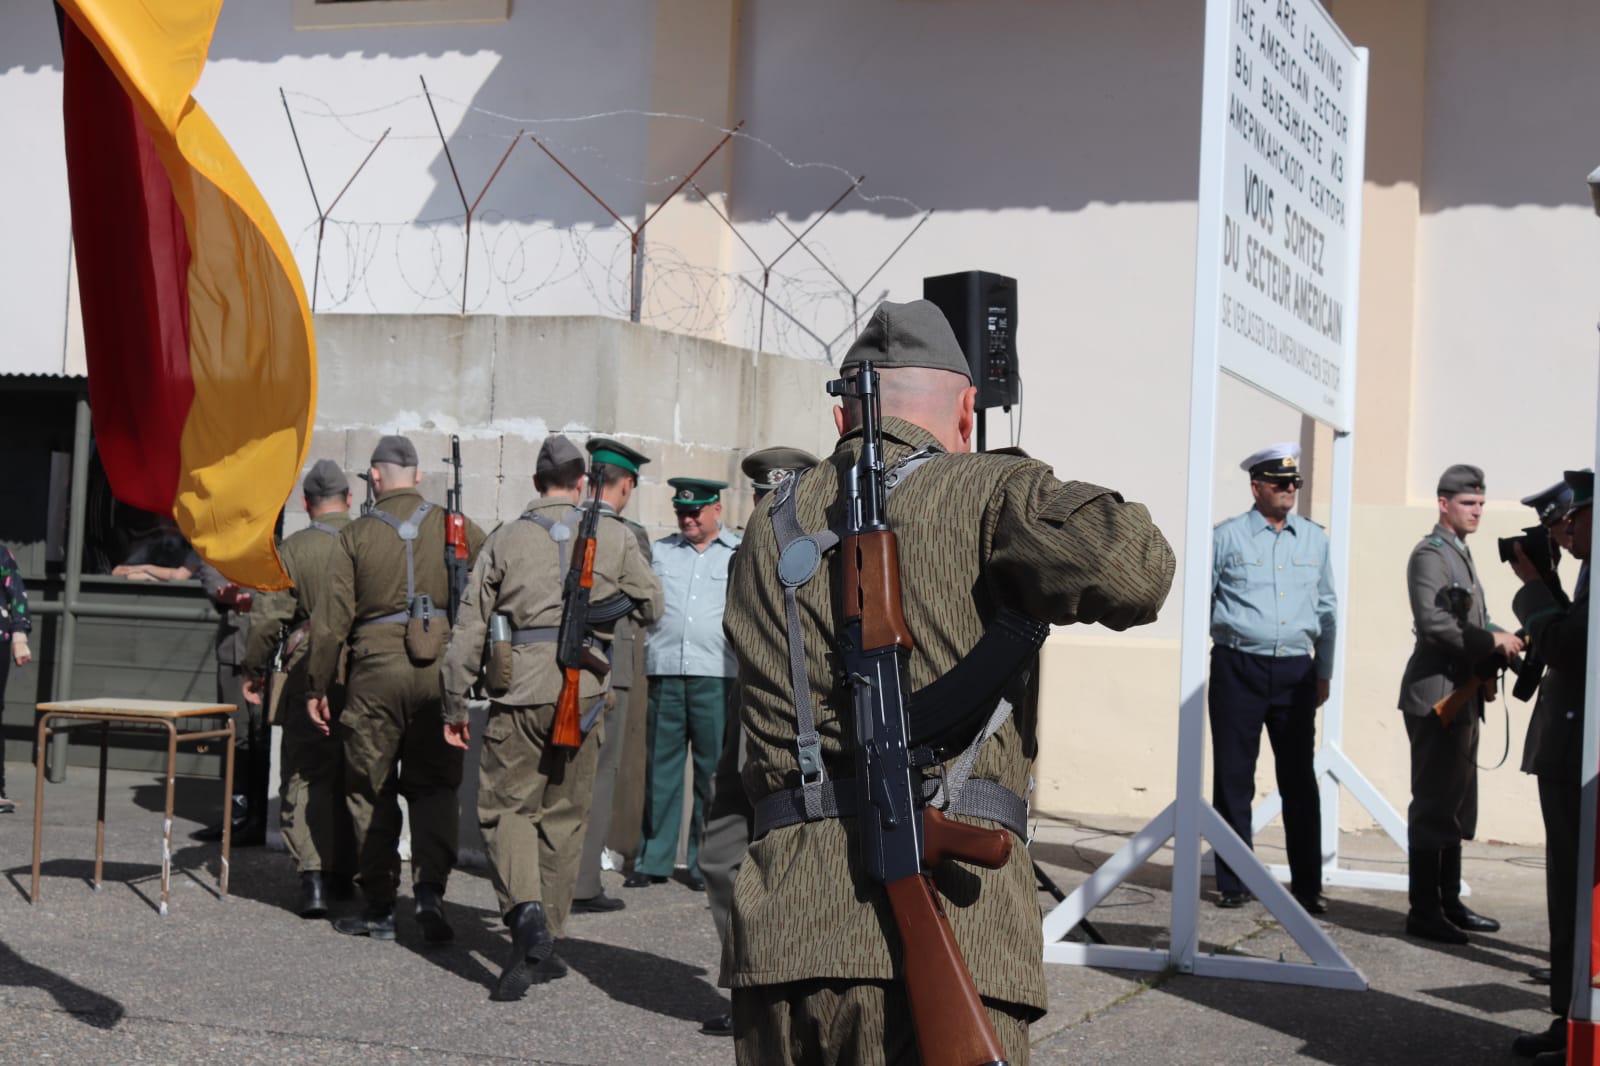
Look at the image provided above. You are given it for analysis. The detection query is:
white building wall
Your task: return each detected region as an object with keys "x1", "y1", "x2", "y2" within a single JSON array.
[
  {"x1": 1410, "y1": 0, "x2": 1600, "y2": 502},
  {"x1": 3, "y1": 1, "x2": 1599, "y2": 842}
]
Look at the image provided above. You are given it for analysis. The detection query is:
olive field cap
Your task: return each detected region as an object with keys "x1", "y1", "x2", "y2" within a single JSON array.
[
  {"x1": 741, "y1": 446, "x2": 820, "y2": 495},
  {"x1": 586, "y1": 437, "x2": 651, "y2": 475},
  {"x1": 668, "y1": 477, "x2": 728, "y2": 508},
  {"x1": 1437, "y1": 464, "x2": 1486, "y2": 497},
  {"x1": 840, "y1": 299, "x2": 972, "y2": 381},
  {"x1": 536, "y1": 434, "x2": 586, "y2": 481},
  {"x1": 1519, "y1": 481, "x2": 1574, "y2": 524},
  {"x1": 302, "y1": 459, "x2": 350, "y2": 498},
  {"x1": 1564, "y1": 468, "x2": 1594, "y2": 509},
  {"x1": 370, "y1": 434, "x2": 419, "y2": 467},
  {"x1": 1241, "y1": 442, "x2": 1301, "y2": 481}
]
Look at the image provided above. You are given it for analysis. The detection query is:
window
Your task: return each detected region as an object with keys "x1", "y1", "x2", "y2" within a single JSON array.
[{"x1": 292, "y1": 0, "x2": 510, "y2": 31}]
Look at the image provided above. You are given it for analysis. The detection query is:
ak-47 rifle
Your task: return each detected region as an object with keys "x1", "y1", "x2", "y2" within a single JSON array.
[
  {"x1": 358, "y1": 472, "x2": 376, "y2": 516},
  {"x1": 825, "y1": 361, "x2": 1013, "y2": 1066},
  {"x1": 552, "y1": 467, "x2": 610, "y2": 750},
  {"x1": 443, "y1": 435, "x2": 469, "y2": 626},
  {"x1": 1433, "y1": 674, "x2": 1497, "y2": 728}
]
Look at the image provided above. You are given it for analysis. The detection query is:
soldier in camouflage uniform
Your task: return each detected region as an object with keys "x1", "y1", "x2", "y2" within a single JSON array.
[
  {"x1": 441, "y1": 435, "x2": 662, "y2": 1001},
  {"x1": 723, "y1": 301, "x2": 1175, "y2": 1063},
  {"x1": 305, "y1": 435, "x2": 486, "y2": 943},
  {"x1": 242, "y1": 459, "x2": 358, "y2": 918}
]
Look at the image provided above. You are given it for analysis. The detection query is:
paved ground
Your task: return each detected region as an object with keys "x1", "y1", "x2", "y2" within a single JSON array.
[{"x1": 0, "y1": 757, "x2": 1559, "y2": 1064}]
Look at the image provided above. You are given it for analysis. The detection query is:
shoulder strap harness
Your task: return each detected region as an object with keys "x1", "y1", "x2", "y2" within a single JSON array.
[
  {"x1": 358, "y1": 502, "x2": 435, "y2": 626},
  {"x1": 754, "y1": 447, "x2": 1045, "y2": 843}
]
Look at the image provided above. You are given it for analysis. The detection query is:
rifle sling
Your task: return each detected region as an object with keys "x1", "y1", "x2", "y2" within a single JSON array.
[
  {"x1": 356, "y1": 502, "x2": 435, "y2": 627},
  {"x1": 905, "y1": 607, "x2": 1050, "y2": 752},
  {"x1": 752, "y1": 776, "x2": 1028, "y2": 842}
]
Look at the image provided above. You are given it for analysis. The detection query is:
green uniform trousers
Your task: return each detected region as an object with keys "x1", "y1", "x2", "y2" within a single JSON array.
[
  {"x1": 733, "y1": 979, "x2": 1032, "y2": 1065},
  {"x1": 701, "y1": 682, "x2": 747, "y2": 948},
  {"x1": 574, "y1": 682, "x2": 632, "y2": 899},
  {"x1": 340, "y1": 652, "x2": 463, "y2": 904},
  {"x1": 279, "y1": 680, "x2": 355, "y2": 877},
  {"x1": 478, "y1": 697, "x2": 606, "y2": 936},
  {"x1": 634, "y1": 675, "x2": 727, "y2": 879}
]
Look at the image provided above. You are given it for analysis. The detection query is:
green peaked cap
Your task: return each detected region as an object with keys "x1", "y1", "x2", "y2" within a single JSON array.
[
  {"x1": 668, "y1": 477, "x2": 727, "y2": 507},
  {"x1": 586, "y1": 436, "x2": 650, "y2": 475}
]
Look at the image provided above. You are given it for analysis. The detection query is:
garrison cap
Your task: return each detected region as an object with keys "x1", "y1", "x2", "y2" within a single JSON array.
[
  {"x1": 1437, "y1": 463, "x2": 1486, "y2": 498},
  {"x1": 1564, "y1": 468, "x2": 1594, "y2": 509},
  {"x1": 741, "y1": 446, "x2": 820, "y2": 498},
  {"x1": 370, "y1": 434, "x2": 419, "y2": 468},
  {"x1": 535, "y1": 434, "x2": 586, "y2": 482},
  {"x1": 302, "y1": 459, "x2": 349, "y2": 498},
  {"x1": 668, "y1": 477, "x2": 727, "y2": 508},
  {"x1": 586, "y1": 436, "x2": 650, "y2": 475},
  {"x1": 841, "y1": 299, "x2": 972, "y2": 381},
  {"x1": 1520, "y1": 481, "x2": 1574, "y2": 524},
  {"x1": 1241, "y1": 441, "x2": 1301, "y2": 481}
]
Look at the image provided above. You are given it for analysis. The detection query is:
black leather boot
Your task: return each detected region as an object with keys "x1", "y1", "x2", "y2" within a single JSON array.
[
  {"x1": 413, "y1": 881, "x2": 455, "y2": 944},
  {"x1": 298, "y1": 871, "x2": 328, "y2": 919},
  {"x1": 333, "y1": 901, "x2": 396, "y2": 940},
  {"x1": 1405, "y1": 847, "x2": 1468, "y2": 945},
  {"x1": 492, "y1": 901, "x2": 555, "y2": 1002},
  {"x1": 1440, "y1": 845, "x2": 1500, "y2": 932}
]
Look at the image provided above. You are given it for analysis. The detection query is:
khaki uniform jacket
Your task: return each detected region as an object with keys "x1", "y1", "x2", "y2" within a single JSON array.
[
  {"x1": 306, "y1": 488, "x2": 486, "y2": 697},
  {"x1": 603, "y1": 507, "x2": 653, "y2": 691},
  {"x1": 1397, "y1": 524, "x2": 1499, "y2": 718},
  {"x1": 440, "y1": 497, "x2": 663, "y2": 724},
  {"x1": 724, "y1": 417, "x2": 1175, "y2": 1012},
  {"x1": 199, "y1": 563, "x2": 249, "y2": 667},
  {"x1": 242, "y1": 512, "x2": 354, "y2": 703},
  {"x1": 1514, "y1": 568, "x2": 1589, "y2": 783}
]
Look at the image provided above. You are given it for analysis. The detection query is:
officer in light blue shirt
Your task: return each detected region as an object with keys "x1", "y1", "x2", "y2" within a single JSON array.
[
  {"x1": 1209, "y1": 442, "x2": 1336, "y2": 913},
  {"x1": 626, "y1": 477, "x2": 741, "y2": 891}
]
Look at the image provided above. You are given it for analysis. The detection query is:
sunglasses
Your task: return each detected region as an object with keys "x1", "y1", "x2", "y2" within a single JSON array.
[
  {"x1": 675, "y1": 506, "x2": 707, "y2": 519},
  {"x1": 1256, "y1": 477, "x2": 1303, "y2": 490}
]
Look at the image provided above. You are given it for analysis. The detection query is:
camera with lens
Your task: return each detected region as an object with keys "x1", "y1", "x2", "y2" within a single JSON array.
[{"x1": 1498, "y1": 524, "x2": 1554, "y2": 575}]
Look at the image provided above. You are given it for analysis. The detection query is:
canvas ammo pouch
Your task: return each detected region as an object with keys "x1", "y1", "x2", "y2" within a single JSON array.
[{"x1": 484, "y1": 613, "x2": 514, "y2": 697}]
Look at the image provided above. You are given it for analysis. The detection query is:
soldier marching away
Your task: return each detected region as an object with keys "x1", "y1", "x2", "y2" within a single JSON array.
[
  {"x1": 571, "y1": 436, "x2": 655, "y2": 915},
  {"x1": 241, "y1": 459, "x2": 359, "y2": 918},
  {"x1": 440, "y1": 435, "x2": 662, "y2": 1001},
  {"x1": 305, "y1": 435, "x2": 486, "y2": 943}
]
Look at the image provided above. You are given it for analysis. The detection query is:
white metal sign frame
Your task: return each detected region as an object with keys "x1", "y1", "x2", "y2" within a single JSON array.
[{"x1": 1044, "y1": 0, "x2": 1370, "y2": 989}]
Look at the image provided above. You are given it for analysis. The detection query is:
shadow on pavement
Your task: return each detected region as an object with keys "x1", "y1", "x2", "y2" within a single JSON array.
[
  {"x1": 1154, "y1": 979, "x2": 1523, "y2": 1065},
  {"x1": 127, "y1": 774, "x2": 229, "y2": 825},
  {"x1": 0, "y1": 939, "x2": 126, "y2": 1028},
  {"x1": 558, "y1": 936, "x2": 728, "y2": 1022}
]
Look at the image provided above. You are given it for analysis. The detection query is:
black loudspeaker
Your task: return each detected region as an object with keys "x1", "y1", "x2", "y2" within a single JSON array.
[{"x1": 922, "y1": 271, "x2": 1019, "y2": 410}]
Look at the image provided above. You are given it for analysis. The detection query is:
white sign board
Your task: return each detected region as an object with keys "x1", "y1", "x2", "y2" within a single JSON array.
[{"x1": 1209, "y1": 0, "x2": 1363, "y2": 431}]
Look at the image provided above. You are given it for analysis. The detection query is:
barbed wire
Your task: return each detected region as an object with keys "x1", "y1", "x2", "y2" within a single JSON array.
[{"x1": 278, "y1": 85, "x2": 933, "y2": 360}]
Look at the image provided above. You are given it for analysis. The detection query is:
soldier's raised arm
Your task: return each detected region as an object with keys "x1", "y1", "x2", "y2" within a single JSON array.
[{"x1": 985, "y1": 464, "x2": 1175, "y2": 630}]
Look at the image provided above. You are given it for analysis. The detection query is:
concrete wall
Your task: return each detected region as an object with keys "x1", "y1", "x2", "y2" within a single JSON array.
[{"x1": 290, "y1": 314, "x2": 837, "y2": 538}]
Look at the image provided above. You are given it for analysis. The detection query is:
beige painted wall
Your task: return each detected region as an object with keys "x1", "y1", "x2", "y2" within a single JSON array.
[{"x1": 1033, "y1": 497, "x2": 1556, "y2": 847}]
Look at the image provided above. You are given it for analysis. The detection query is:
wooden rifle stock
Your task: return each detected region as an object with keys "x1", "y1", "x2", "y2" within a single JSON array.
[
  {"x1": 551, "y1": 536, "x2": 597, "y2": 750},
  {"x1": 1432, "y1": 676, "x2": 1496, "y2": 728},
  {"x1": 842, "y1": 531, "x2": 915, "y2": 652},
  {"x1": 886, "y1": 810, "x2": 1013, "y2": 1066}
]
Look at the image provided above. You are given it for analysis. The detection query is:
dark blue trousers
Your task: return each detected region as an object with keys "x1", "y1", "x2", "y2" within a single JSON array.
[{"x1": 1208, "y1": 647, "x2": 1323, "y2": 897}]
